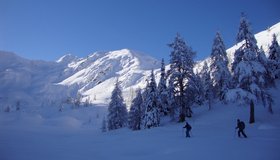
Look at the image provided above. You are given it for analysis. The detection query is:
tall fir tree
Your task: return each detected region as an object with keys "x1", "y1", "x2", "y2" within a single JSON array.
[
  {"x1": 231, "y1": 14, "x2": 269, "y2": 119},
  {"x1": 157, "y1": 58, "x2": 169, "y2": 115},
  {"x1": 268, "y1": 34, "x2": 280, "y2": 80},
  {"x1": 128, "y1": 89, "x2": 143, "y2": 130},
  {"x1": 209, "y1": 32, "x2": 231, "y2": 100},
  {"x1": 143, "y1": 70, "x2": 160, "y2": 129},
  {"x1": 107, "y1": 80, "x2": 128, "y2": 130},
  {"x1": 200, "y1": 62, "x2": 214, "y2": 110},
  {"x1": 141, "y1": 79, "x2": 150, "y2": 118},
  {"x1": 167, "y1": 74, "x2": 178, "y2": 121},
  {"x1": 258, "y1": 47, "x2": 270, "y2": 87},
  {"x1": 236, "y1": 12, "x2": 258, "y2": 51},
  {"x1": 168, "y1": 33, "x2": 198, "y2": 121}
]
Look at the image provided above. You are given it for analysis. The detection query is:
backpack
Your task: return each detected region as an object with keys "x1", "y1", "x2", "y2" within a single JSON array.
[
  {"x1": 186, "y1": 123, "x2": 192, "y2": 130},
  {"x1": 240, "y1": 121, "x2": 245, "y2": 130}
]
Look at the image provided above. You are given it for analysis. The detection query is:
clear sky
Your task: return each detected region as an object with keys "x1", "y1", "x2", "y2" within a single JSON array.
[{"x1": 0, "y1": 0, "x2": 279, "y2": 62}]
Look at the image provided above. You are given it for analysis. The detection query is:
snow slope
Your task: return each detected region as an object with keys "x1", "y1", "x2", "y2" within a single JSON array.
[
  {"x1": 227, "y1": 22, "x2": 280, "y2": 64},
  {"x1": 1, "y1": 81, "x2": 280, "y2": 160},
  {"x1": 195, "y1": 22, "x2": 280, "y2": 73},
  {"x1": 0, "y1": 51, "x2": 71, "y2": 110}
]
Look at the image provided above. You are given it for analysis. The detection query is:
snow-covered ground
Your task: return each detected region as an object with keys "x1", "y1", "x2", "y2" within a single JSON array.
[{"x1": 1, "y1": 84, "x2": 280, "y2": 160}]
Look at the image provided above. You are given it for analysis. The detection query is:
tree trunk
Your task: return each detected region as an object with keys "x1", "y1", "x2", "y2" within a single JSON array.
[
  {"x1": 179, "y1": 76, "x2": 186, "y2": 122},
  {"x1": 208, "y1": 99, "x2": 212, "y2": 111},
  {"x1": 268, "y1": 101, "x2": 273, "y2": 114},
  {"x1": 186, "y1": 107, "x2": 192, "y2": 118},
  {"x1": 249, "y1": 100, "x2": 255, "y2": 124}
]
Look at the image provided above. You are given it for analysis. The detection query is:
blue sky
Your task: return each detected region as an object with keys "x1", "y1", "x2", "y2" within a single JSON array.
[{"x1": 0, "y1": 0, "x2": 279, "y2": 61}]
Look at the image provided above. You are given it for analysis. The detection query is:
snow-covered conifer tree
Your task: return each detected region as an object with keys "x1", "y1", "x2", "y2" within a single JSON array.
[
  {"x1": 268, "y1": 34, "x2": 280, "y2": 80},
  {"x1": 200, "y1": 62, "x2": 214, "y2": 110},
  {"x1": 4, "y1": 106, "x2": 10, "y2": 112},
  {"x1": 107, "y1": 80, "x2": 128, "y2": 130},
  {"x1": 16, "y1": 100, "x2": 20, "y2": 111},
  {"x1": 168, "y1": 33, "x2": 197, "y2": 121},
  {"x1": 257, "y1": 47, "x2": 270, "y2": 87},
  {"x1": 167, "y1": 75, "x2": 178, "y2": 121},
  {"x1": 231, "y1": 13, "x2": 267, "y2": 107},
  {"x1": 209, "y1": 32, "x2": 231, "y2": 100},
  {"x1": 128, "y1": 89, "x2": 143, "y2": 130},
  {"x1": 143, "y1": 70, "x2": 160, "y2": 129},
  {"x1": 236, "y1": 13, "x2": 258, "y2": 51},
  {"x1": 157, "y1": 58, "x2": 169, "y2": 115},
  {"x1": 141, "y1": 79, "x2": 149, "y2": 117}
]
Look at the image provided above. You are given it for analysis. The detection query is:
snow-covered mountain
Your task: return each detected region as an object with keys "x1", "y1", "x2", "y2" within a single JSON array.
[
  {"x1": 0, "y1": 49, "x2": 160, "y2": 110},
  {"x1": 57, "y1": 49, "x2": 160, "y2": 104},
  {"x1": 1, "y1": 22, "x2": 280, "y2": 110}
]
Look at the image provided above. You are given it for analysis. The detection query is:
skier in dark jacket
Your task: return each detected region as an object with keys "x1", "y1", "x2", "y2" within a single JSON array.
[
  {"x1": 235, "y1": 119, "x2": 247, "y2": 138},
  {"x1": 183, "y1": 122, "x2": 192, "y2": 138}
]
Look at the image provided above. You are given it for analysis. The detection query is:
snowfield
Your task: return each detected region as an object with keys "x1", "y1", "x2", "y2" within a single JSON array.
[{"x1": 1, "y1": 92, "x2": 280, "y2": 160}]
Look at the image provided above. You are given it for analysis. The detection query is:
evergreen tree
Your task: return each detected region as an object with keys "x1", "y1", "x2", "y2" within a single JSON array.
[
  {"x1": 107, "y1": 80, "x2": 128, "y2": 130},
  {"x1": 168, "y1": 33, "x2": 197, "y2": 122},
  {"x1": 209, "y1": 32, "x2": 231, "y2": 100},
  {"x1": 268, "y1": 34, "x2": 280, "y2": 80},
  {"x1": 143, "y1": 70, "x2": 160, "y2": 129},
  {"x1": 167, "y1": 74, "x2": 178, "y2": 121},
  {"x1": 128, "y1": 89, "x2": 143, "y2": 130},
  {"x1": 74, "y1": 93, "x2": 82, "y2": 108},
  {"x1": 141, "y1": 79, "x2": 149, "y2": 118},
  {"x1": 232, "y1": 14, "x2": 267, "y2": 105},
  {"x1": 16, "y1": 100, "x2": 20, "y2": 111},
  {"x1": 236, "y1": 13, "x2": 258, "y2": 51},
  {"x1": 4, "y1": 106, "x2": 10, "y2": 112},
  {"x1": 200, "y1": 62, "x2": 214, "y2": 110},
  {"x1": 157, "y1": 58, "x2": 169, "y2": 115},
  {"x1": 257, "y1": 47, "x2": 270, "y2": 87}
]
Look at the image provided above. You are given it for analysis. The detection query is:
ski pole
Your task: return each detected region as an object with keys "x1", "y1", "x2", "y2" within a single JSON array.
[{"x1": 190, "y1": 130, "x2": 193, "y2": 137}]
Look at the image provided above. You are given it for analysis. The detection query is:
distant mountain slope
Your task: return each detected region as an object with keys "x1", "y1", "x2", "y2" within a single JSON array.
[
  {"x1": 195, "y1": 22, "x2": 280, "y2": 73},
  {"x1": 227, "y1": 22, "x2": 280, "y2": 64},
  {"x1": 0, "y1": 51, "x2": 69, "y2": 108}
]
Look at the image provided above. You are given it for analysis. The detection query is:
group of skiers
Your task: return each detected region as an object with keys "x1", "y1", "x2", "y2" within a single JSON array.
[{"x1": 183, "y1": 119, "x2": 247, "y2": 138}]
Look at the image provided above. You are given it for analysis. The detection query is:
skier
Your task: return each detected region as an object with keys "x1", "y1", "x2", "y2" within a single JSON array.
[
  {"x1": 183, "y1": 121, "x2": 192, "y2": 138},
  {"x1": 235, "y1": 119, "x2": 247, "y2": 138}
]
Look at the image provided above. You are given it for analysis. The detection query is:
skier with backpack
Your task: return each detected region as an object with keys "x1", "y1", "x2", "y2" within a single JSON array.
[
  {"x1": 183, "y1": 121, "x2": 192, "y2": 138},
  {"x1": 235, "y1": 119, "x2": 247, "y2": 138}
]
